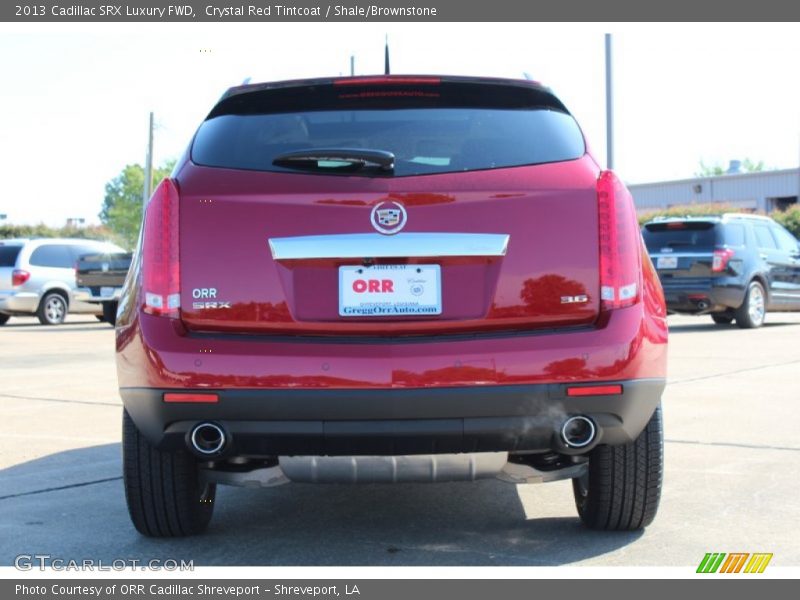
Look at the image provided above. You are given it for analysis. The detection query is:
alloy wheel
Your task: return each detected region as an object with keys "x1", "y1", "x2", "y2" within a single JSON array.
[
  {"x1": 44, "y1": 296, "x2": 66, "y2": 324},
  {"x1": 748, "y1": 284, "x2": 765, "y2": 326}
]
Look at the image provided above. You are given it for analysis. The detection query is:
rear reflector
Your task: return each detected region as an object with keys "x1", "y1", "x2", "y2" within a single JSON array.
[
  {"x1": 567, "y1": 385, "x2": 623, "y2": 397},
  {"x1": 334, "y1": 76, "x2": 441, "y2": 86},
  {"x1": 163, "y1": 393, "x2": 219, "y2": 403},
  {"x1": 597, "y1": 171, "x2": 641, "y2": 310},
  {"x1": 142, "y1": 178, "x2": 181, "y2": 317}
]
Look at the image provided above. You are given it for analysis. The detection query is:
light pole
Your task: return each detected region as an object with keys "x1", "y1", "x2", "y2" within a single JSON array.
[
  {"x1": 605, "y1": 33, "x2": 614, "y2": 171},
  {"x1": 142, "y1": 111, "x2": 154, "y2": 205}
]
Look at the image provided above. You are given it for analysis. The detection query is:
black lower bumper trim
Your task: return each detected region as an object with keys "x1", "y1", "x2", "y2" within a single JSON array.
[
  {"x1": 121, "y1": 379, "x2": 665, "y2": 457},
  {"x1": 663, "y1": 283, "x2": 746, "y2": 314}
]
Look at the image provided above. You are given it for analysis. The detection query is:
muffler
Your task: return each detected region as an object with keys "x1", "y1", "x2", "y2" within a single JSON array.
[
  {"x1": 189, "y1": 422, "x2": 227, "y2": 456},
  {"x1": 560, "y1": 415, "x2": 597, "y2": 449}
]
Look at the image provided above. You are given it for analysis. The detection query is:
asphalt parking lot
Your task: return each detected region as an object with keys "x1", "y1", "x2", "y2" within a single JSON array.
[{"x1": 1, "y1": 313, "x2": 799, "y2": 567}]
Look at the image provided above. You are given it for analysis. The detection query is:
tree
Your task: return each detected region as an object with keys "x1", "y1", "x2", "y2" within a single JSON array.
[
  {"x1": 1, "y1": 222, "x2": 118, "y2": 242},
  {"x1": 695, "y1": 158, "x2": 765, "y2": 178},
  {"x1": 741, "y1": 158, "x2": 765, "y2": 172},
  {"x1": 772, "y1": 205, "x2": 800, "y2": 239},
  {"x1": 100, "y1": 160, "x2": 175, "y2": 248},
  {"x1": 695, "y1": 161, "x2": 725, "y2": 177}
]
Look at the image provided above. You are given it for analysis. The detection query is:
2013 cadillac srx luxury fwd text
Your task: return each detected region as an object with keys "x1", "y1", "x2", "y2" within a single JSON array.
[{"x1": 116, "y1": 75, "x2": 668, "y2": 536}]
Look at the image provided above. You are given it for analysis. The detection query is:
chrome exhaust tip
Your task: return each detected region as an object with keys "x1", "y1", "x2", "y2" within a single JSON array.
[
  {"x1": 560, "y1": 416, "x2": 597, "y2": 449},
  {"x1": 190, "y1": 422, "x2": 227, "y2": 455}
]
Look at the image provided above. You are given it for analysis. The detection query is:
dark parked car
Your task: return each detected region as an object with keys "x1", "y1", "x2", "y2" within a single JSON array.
[
  {"x1": 117, "y1": 75, "x2": 668, "y2": 537},
  {"x1": 643, "y1": 214, "x2": 800, "y2": 327}
]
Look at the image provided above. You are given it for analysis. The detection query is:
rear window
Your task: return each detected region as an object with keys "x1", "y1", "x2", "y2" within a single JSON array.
[
  {"x1": 753, "y1": 225, "x2": 778, "y2": 250},
  {"x1": 642, "y1": 222, "x2": 719, "y2": 252},
  {"x1": 0, "y1": 244, "x2": 22, "y2": 267},
  {"x1": 192, "y1": 81, "x2": 585, "y2": 177},
  {"x1": 29, "y1": 244, "x2": 74, "y2": 268},
  {"x1": 722, "y1": 224, "x2": 746, "y2": 247}
]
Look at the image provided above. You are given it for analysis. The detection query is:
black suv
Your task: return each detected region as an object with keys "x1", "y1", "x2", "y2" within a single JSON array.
[{"x1": 642, "y1": 214, "x2": 800, "y2": 328}]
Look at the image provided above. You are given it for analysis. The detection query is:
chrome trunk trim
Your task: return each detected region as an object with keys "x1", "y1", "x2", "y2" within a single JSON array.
[{"x1": 269, "y1": 232, "x2": 510, "y2": 260}]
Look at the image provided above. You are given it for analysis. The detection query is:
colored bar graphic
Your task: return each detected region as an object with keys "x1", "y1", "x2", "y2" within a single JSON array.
[
  {"x1": 697, "y1": 552, "x2": 772, "y2": 574},
  {"x1": 744, "y1": 553, "x2": 773, "y2": 573},
  {"x1": 697, "y1": 553, "x2": 726, "y2": 573},
  {"x1": 720, "y1": 553, "x2": 749, "y2": 573}
]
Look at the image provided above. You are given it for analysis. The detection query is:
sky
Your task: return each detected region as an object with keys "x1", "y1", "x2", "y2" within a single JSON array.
[{"x1": 1, "y1": 22, "x2": 800, "y2": 226}]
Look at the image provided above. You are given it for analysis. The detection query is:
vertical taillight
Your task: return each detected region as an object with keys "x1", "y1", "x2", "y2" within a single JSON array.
[
  {"x1": 142, "y1": 178, "x2": 180, "y2": 317},
  {"x1": 597, "y1": 171, "x2": 641, "y2": 310},
  {"x1": 712, "y1": 248, "x2": 734, "y2": 273}
]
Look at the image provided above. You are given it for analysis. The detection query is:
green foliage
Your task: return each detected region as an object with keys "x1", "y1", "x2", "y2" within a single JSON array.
[
  {"x1": 695, "y1": 161, "x2": 725, "y2": 177},
  {"x1": 741, "y1": 158, "x2": 765, "y2": 173},
  {"x1": 638, "y1": 203, "x2": 736, "y2": 226},
  {"x1": 695, "y1": 158, "x2": 765, "y2": 177},
  {"x1": 0, "y1": 223, "x2": 123, "y2": 245},
  {"x1": 99, "y1": 160, "x2": 176, "y2": 248},
  {"x1": 772, "y1": 205, "x2": 800, "y2": 239}
]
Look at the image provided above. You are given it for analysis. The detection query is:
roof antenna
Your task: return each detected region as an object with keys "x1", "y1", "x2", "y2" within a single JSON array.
[
  {"x1": 522, "y1": 72, "x2": 533, "y2": 81},
  {"x1": 384, "y1": 35, "x2": 390, "y2": 75}
]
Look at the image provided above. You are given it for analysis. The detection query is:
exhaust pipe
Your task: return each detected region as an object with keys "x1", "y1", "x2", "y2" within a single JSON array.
[
  {"x1": 190, "y1": 422, "x2": 226, "y2": 455},
  {"x1": 560, "y1": 416, "x2": 596, "y2": 449},
  {"x1": 696, "y1": 301, "x2": 709, "y2": 310}
]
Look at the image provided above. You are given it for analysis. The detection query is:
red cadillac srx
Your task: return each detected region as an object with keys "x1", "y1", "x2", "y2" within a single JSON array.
[{"x1": 116, "y1": 75, "x2": 667, "y2": 536}]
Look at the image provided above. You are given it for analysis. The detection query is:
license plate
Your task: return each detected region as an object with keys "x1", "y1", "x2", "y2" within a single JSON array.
[
  {"x1": 100, "y1": 287, "x2": 116, "y2": 298},
  {"x1": 657, "y1": 256, "x2": 678, "y2": 269},
  {"x1": 339, "y1": 265, "x2": 442, "y2": 317}
]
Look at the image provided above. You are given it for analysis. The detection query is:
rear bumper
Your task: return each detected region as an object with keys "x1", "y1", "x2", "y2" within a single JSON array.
[
  {"x1": 121, "y1": 378, "x2": 665, "y2": 456},
  {"x1": 118, "y1": 297, "x2": 668, "y2": 457},
  {"x1": 73, "y1": 287, "x2": 122, "y2": 303},
  {"x1": 0, "y1": 291, "x2": 39, "y2": 314},
  {"x1": 662, "y1": 281, "x2": 746, "y2": 313}
]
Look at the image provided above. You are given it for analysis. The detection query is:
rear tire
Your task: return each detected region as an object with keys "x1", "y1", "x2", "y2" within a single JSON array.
[
  {"x1": 122, "y1": 410, "x2": 216, "y2": 537},
  {"x1": 572, "y1": 404, "x2": 663, "y2": 531},
  {"x1": 36, "y1": 292, "x2": 68, "y2": 325},
  {"x1": 711, "y1": 314, "x2": 733, "y2": 325},
  {"x1": 102, "y1": 301, "x2": 118, "y2": 326},
  {"x1": 0, "y1": 313, "x2": 9, "y2": 325},
  {"x1": 734, "y1": 281, "x2": 766, "y2": 329}
]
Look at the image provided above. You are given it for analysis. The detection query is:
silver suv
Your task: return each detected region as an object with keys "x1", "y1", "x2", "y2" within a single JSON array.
[{"x1": 0, "y1": 238, "x2": 125, "y2": 325}]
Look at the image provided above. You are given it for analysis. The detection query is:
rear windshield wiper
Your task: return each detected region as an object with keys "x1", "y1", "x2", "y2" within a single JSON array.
[{"x1": 272, "y1": 148, "x2": 395, "y2": 174}]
